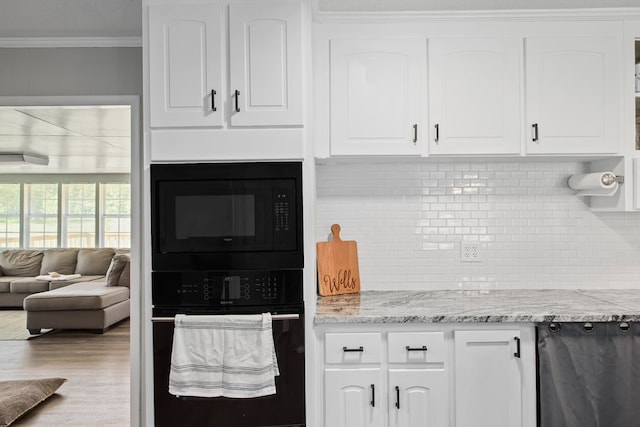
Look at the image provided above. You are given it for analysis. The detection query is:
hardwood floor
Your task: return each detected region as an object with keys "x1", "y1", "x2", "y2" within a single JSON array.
[{"x1": 0, "y1": 320, "x2": 130, "y2": 426}]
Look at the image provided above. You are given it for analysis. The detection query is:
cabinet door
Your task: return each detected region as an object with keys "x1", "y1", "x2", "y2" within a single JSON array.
[
  {"x1": 229, "y1": 2, "x2": 302, "y2": 126},
  {"x1": 454, "y1": 330, "x2": 522, "y2": 427},
  {"x1": 324, "y1": 368, "x2": 384, "y2": 427},
  {"x1": 148, "y1": 4, "x2": 223, "y2": 128},
  {"x1": 525, "y1": 36, "x2": 621, "y2": 154},
  {"x1": 429, "y1": 38, "x2": 521, "y2": 155},
  {"x1": 330, "y1": 39, "x2": 425, "y2": 155},
  {"x1": 388, "y1": 369, "x2": 449, "y2": 427}
]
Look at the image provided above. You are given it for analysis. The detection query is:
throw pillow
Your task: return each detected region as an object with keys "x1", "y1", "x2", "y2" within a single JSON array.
[
  {"x1": 0, "y1": 250, "x2": 44, "y2": 277},
  {"x1": 117, "y1": 258, "x2": 131, "y2": 288},
  {"x1": 74, "y1": 248, "x2": 115, "y2": 275},
  {"x1": 0, "y1": 377, "x2": 66, "y2": 426},
  {"x1": 105, "y1": 254, "x2": 129, "y2": 287},
  {"x1": 39, "y1": 248, "x2": 79, "y2": 275}
]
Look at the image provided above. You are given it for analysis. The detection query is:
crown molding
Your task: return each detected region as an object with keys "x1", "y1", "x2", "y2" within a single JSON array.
[
  {"x1": 0, "y1": 36, "x2": 142, "y2": 48},
  {"x1": 313, "y1": 7, "x2": 640, "y2": 23}
]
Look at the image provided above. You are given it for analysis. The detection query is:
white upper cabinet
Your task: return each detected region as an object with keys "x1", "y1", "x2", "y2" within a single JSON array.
[
  {"x1": 148, "y1": 1, "x2": 302, "y2": 129},
  {"x1": 330, "y1": 39, "x2": 426, "y2": 156},
  {"x1": 525, "y1": 36, "x2": 621, "y2": 154},
  {"x1": 317, "y1": 21, "x2": 625, "y2": 159},
  {"x1": 229, "y1": 2, "x2": 302, "y2": 126},
  {"x1": 429, "y1": 37, "x2": 522, "y2": 155},
  {"x1": 149, "y1": 4, "x2": 224, "y2": 128}
]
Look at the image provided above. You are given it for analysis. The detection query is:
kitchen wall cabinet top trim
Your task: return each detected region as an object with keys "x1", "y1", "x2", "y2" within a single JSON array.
[
  {"x1": 313, "y1": 19, "x2": 624, "y2": 39},
  {"x1": 313, "y1": 8, "x2": 640, "y2": 24}
]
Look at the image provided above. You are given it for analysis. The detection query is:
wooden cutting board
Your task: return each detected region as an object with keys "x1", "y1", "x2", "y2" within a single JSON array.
[{"x1": 316, "y1": 224, "x2": 360, "y2": 296}]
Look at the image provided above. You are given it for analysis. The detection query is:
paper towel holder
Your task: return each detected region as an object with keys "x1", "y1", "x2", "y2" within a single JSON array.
[
  {"x1": 567, "y1": 172, "x2": 624, "y2": 197},
  {"x1": 598, "y1": 172, "x2": 625, "y2": 185}
]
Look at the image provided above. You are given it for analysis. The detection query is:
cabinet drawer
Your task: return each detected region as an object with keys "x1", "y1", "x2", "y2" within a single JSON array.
[
  {"x1": 325, "y1": 333, "x2": 382, "y2": 364},
  {"x1": 388, "y1": 332, "x2": 445, "y2": 364}
]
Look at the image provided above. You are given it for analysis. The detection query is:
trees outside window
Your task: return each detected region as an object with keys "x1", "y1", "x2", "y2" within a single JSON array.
[
  {"x1": 26, "y1": 183, "x2": 59, "y2": 248},
  {"x1": 0, "y1": 184, "x2": 20, "y2": 248},
  {"x1": 102, "y1": 183, "x2": 131, "y2": 248},
  {"x1": 64, "y1": 183, "x2": 97, "y2": 247},
  {"x1": 0, "y1": 179, "x2": 130, "y2": 249}
]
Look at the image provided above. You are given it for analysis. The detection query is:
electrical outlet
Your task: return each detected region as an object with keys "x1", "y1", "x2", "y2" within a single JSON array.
[{"x1": 461, "y1": 242, "x2": 483, "y2": 263}]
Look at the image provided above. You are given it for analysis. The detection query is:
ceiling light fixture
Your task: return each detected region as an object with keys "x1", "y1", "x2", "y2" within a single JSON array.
[{"x1": 0, "y1": 153, "x2": 49, "y2": 165}]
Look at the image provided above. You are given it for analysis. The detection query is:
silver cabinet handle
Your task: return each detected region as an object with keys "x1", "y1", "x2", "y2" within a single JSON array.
[
  {"x1": 434, "y1": 123, "x2": 439, "y2": 143},
  {"x1": 531, "y1": 123, "x2": 539, "y2": 142},
  {"x1": 413, "y1": 124, "x2": 418, "y2": 144},
  {"x1": 342, "y1": 346, "x2": 364, "y2": 352}
]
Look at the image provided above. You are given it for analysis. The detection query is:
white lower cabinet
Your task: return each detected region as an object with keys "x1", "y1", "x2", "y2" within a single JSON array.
[
  {"x1": 454, "y1": 330, "x2": 524, "y2": 427},
  {"x1": 388, "y1": 332, "x2": 449, "y2": 427},
  {"x1": 324, "y1": 368, "x2": 384, "y2": 427},
  {"x1": 320, "y1": 325, "x2": 535, "y2": 427},
  {"x1": 388, "y1": 369, "x2": 448, "y2": 427},
  {"x1": 323, "y1": 331, "x2": 448, "y2": 427}
]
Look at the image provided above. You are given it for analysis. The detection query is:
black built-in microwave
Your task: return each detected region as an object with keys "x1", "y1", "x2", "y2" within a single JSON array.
[{"x1": 150, "y1": 162, "x2": 303, "y2": 271}]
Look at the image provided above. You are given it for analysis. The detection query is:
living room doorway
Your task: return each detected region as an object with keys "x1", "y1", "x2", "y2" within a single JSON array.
[{"x1": 0, "y1": 95, "x2": 140, "y2": 425}]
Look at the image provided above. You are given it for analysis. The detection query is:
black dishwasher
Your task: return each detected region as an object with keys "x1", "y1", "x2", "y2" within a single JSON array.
[{"x1": 537, "y1": 322, "x2": 640, "y2": 427}]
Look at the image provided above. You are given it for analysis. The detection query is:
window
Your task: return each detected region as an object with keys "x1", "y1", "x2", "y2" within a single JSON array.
[
  {"x1": 102, "y1": 183, "x2": 131, "y2": 248},
  {"x1": 26, "y1": 183, "x2": 59, "y2": 248},
  {"x1": 64, "y1": 183, "x2": 97, "y2": 247},
  {"x1": 0, "y1": 177, "x2": 130, "y2": 249},
  {"x1": 0, "y1": 184, "x2": 21, "y2": 248}
]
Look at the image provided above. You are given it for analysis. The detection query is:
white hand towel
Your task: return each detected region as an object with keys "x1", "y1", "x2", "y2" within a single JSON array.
[{"x1": 168, "y1": 313, "x2": 279, "y2": 398}]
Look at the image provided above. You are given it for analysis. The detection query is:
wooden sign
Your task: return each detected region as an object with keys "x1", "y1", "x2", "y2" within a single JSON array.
[{"x1": 316, "y1": 224, "x2": 361, "y2": 296}]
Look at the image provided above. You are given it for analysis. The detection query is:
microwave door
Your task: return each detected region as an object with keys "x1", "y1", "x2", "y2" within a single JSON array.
[{"x1": 159, "y1": 181, "x2": 273, "y2": 253}]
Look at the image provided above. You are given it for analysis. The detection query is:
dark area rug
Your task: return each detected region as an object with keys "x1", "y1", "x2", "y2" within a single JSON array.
[{"x1": 0, "y1": 378, "x2": 66, "y2": 426}]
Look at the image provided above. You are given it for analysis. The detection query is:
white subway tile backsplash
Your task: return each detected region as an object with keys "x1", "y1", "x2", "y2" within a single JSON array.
[{"x1": 316, "y1": 161, "x2": 640, "y2": 291}]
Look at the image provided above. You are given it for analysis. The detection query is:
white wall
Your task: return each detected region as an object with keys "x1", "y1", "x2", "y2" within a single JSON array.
[
  {"x1": 316, "y1": 160, "x2": 640, "y2": 290},
  {"x1": 0, "y1": 47, "x2": 141, "y2": 97},
  {"x1": 0, "y1": 0, "x2": 141, "y2": 38}
]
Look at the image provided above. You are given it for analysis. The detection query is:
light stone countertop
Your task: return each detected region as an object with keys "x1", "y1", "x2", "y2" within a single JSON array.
[{"x1": 314, "y1": 289, "x2": 640, "y2": 324}]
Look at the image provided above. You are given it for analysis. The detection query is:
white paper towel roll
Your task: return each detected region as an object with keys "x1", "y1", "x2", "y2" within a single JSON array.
[{"x1": 567, "y1": 172, "x2": 618, "y2": 196}]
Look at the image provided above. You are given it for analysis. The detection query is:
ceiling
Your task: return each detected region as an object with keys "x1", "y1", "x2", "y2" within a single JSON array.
[{"x1": 0, "y1": 106, "x2": 131, "y2": 174}]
